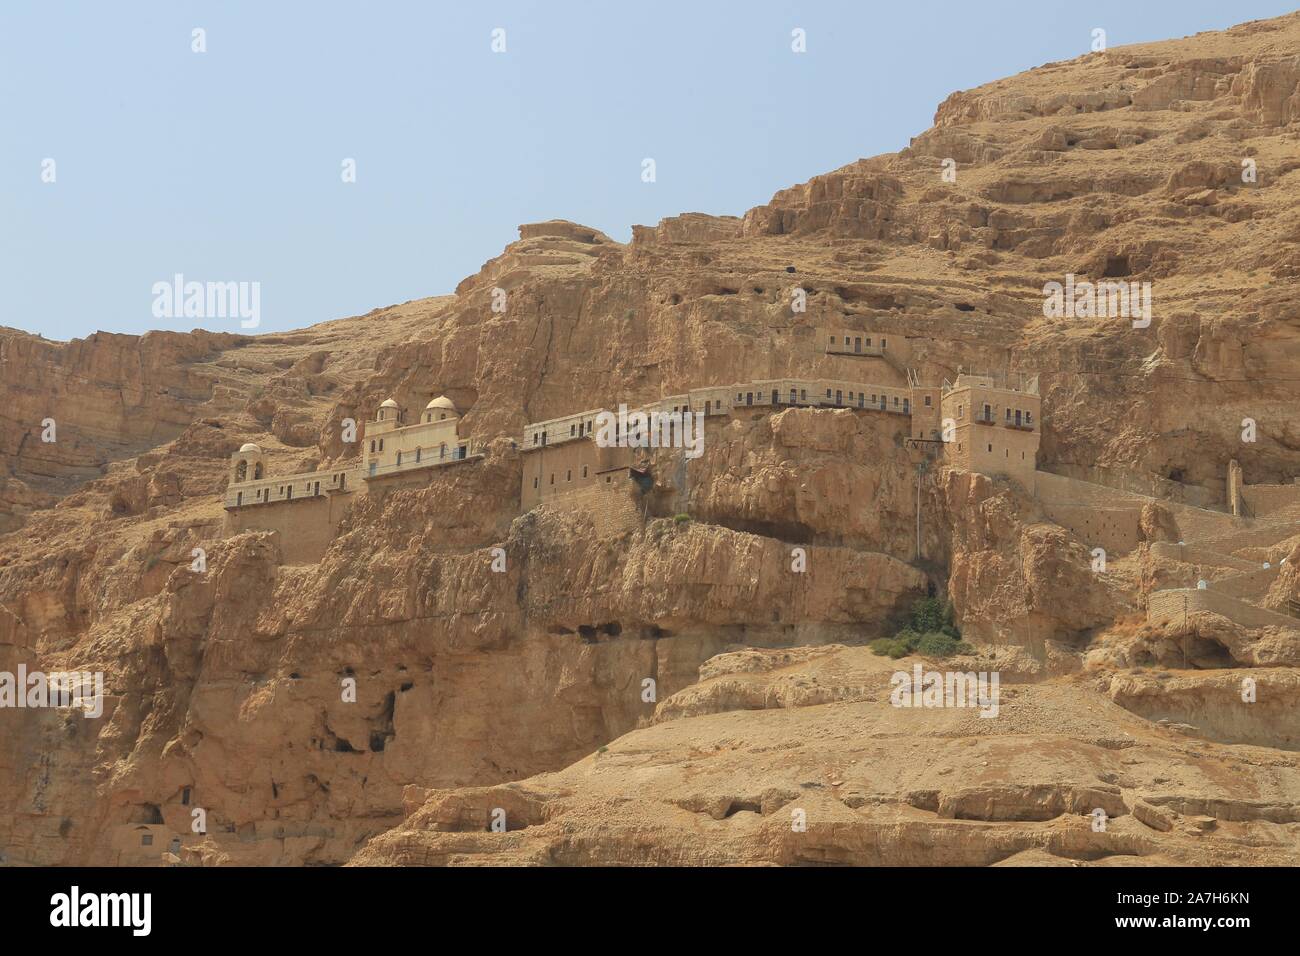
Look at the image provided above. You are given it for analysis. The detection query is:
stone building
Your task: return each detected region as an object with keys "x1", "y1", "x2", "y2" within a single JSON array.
[
  {"x1": 364, "y1": 394, "x2": 477, "y2": 481},
  {"x1": 939, "y1": 372, "x2": 1041, "y2": 491},
  {"x1": 222, "y1": 394, "x2": 484, "y2": 562}
]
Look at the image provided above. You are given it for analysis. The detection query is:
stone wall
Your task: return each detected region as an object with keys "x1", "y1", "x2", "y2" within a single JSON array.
[
  {"x1": 223, "y1": 491, "x2": 353, "y2": 565},
  {"x1": 536, "y1": 477, "x2": 643, "y2": 537},
  {"x1": 1147, "y1": 587, "x2": 1300, "y2": 631},
  {"x1": 1242, "y1": 481, "x2": 1300, "y2": 517},
  {"x1": 1040, "y1": 504, "x2": 1143, "y2": 553}
]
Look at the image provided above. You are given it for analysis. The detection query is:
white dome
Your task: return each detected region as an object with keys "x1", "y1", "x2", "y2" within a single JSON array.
[
  {"x1": 379, "y1": 398, "x2": 399, "y2": 409},
  {"x1": 238, "y1": 442, "x2": 261, "y2": 453},
  {"x1": 425, "y1": 395, "x2": 457, "y2": 411}
]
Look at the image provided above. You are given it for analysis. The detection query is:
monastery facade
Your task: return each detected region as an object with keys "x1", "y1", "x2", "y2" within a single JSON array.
[{"x1": 222, "y1": 394, "x2": 483, "y2": 562}]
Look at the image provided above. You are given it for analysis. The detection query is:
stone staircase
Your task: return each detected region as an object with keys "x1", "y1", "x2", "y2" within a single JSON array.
[{"x1": 1147, "y1": 502, "x2": 1299, "y2": 632}]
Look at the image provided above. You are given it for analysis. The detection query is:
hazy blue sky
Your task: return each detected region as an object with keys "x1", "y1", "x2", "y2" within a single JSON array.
[{"x1": 2, "y1": 1, "x2": 1292, "y2": 341}]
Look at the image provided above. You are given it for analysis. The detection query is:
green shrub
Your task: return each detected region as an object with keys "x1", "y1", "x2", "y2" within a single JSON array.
[
  {"x1": 875, "y1": 599, "x2": 966, "y2": 659},
  {"x1": 915, "y1": 632, "x2": 965, "y2": 657},
  {"x1": 673, "y1": 513, "x2": 690, "y2": 524}
]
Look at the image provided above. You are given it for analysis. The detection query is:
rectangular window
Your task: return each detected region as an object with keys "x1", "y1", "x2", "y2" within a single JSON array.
[
  {"x1": 924, "y1": 395, "x2": 932, "y2": 406},
  {"x1": 567, "y1": 470, "x2": 572, "y2": 481},
  {"x1": 582, "y1": 465, "x2": 588, "y2": 478},
  {"x1": 533, "y1": 477, "x2": 539, "y2": 489}
]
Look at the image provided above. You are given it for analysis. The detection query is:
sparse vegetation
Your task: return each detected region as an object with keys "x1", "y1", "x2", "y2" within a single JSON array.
[
  {"x1": 871, "y1": 598, "x2": 971, "y2": 659},
  {"x1": 673, "y1": 513, "x2": 690, "y2": 524}
]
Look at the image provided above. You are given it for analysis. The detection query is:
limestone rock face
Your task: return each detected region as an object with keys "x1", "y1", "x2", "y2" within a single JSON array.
[{"x1": 3, "y1": 12, "x2": 1300, "y2": 867}]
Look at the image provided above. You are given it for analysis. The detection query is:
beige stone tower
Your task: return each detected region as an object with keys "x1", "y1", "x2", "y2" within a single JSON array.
[
  {"x1": 940, "y1": 373, "x2": 1040, "y2": 491},
  {"x1": 229, "y1": 442, "x2": 265, "y2": 484},
  {"x1": 1227, "y1": 458, "x2": 1244, "y2": 516}
]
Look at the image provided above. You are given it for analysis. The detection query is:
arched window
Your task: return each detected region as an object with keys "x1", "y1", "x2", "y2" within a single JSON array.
[
  {"x1": 235, "y1": 460, "x2": 248, "y2": 481},
  {"x1": 253, "y1": 462, "x2": 263, "y2": 479}
]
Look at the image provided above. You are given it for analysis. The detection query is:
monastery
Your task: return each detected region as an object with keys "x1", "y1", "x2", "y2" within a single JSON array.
[{"x1": 222, "y1": 325, "x2": 1298, "y2": 643}]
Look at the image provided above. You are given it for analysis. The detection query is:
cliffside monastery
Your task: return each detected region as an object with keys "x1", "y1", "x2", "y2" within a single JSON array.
[{"x1": 222, "y1": 324, "x2": 1299, "y2": 639}]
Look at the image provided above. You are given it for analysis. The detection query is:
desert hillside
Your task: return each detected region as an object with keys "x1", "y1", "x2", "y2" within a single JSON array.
[{"x1": 1, "y1": 13, "x2": 1298, "y2": 867}]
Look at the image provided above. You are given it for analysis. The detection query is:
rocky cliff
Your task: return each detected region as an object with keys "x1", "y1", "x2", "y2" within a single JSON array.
[{"x1": 2, "y1": 13, "x2": 1299, "y2": 867}]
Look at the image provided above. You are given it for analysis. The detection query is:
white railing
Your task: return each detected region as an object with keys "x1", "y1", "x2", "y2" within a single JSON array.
[
  {"x1": 364, "y1": 439, "x2": 486, "y2": 480},
  {"x1": 225, "y1": 466, "x2": 358, "y2": 509},
  {"x1": 520, "y1": 378, "x2": 922, "y2": 448}
]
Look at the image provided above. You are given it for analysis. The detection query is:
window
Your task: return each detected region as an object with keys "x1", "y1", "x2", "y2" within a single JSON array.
[
  {"x1": 582, "y1": 465, "x2": 588, "y2": 478},
  {"x1": 440, "y1": 443, "x2": 446, "y2": 459},
  {"x1": 314, "y1": 481, "x2": 320, "y2": 495},
  {"x1": 182, "y1": 787, "x2": 191, "y2": 806},
  {"x1": 924, "y1": 395, "x2": 932, "y2": 406},
  {"x1": 958, "y1": 405, "x2": 964, "y2": 418},
  {"x1": 416, "y1": 448, "x2": 421, "y2": 462},
  {"x1": 370, "y1": 440, "x2": 376, "y2": 453},
  {"x1": 789, "y1": 388, "x2": 797, "y2": 404},
  {"x1": 236, "y1": 491, "x2": 242, "y2": 506},
  {"x1": 705, "y1": 400, "x2": 712, "y2": 414},
  {"x1": 141, "y1": 834, "x2": 153, "y2": 847},
  {"x1": 570, "y1": 424, "x2": 576, "y2": 436},
  {"x1": 800, "y1": 389, "x2": 806, "y2": 402},
  {"x1": 396, "y1": 451, "x2": 402, "y2": 465},
  {"x1": 549, "y1": 474, "x2": 554, "y2": 485},
  {"x1": 378, "y1": 439, "x2": 384, "y2": 451},
  {"x1": 828, "y1": 335, "x2": 834, "y2": 346},
  {"x1": 825, "y1": 389, "x2": 832, "y2": 399},
  {"x1": 865, "y1": 337, "x2": 871, "y2": 347},
  {"x1": 533, "y1": 477, "x2": 539, "y2": 489},
  {"x1": 987, "y1": 444, "x2": 993, "y2": 452},
  {"x1": 881, "y1": 338, "x2": 887, "y2": 348},
  {"x1": 567, "y1": 469, "x2": 572, "y2": 481}
]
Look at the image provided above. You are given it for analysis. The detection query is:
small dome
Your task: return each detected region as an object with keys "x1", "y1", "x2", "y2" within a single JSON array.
[
  {"x1": 426, "y1": 395, "x2": 457, "y2": 411},
  {"x1": 380, "y1": 398, "x2": 399, "y2": 409},
  {"x1": 238, "y1": 442, "x2": 261, "y2": 453}
]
